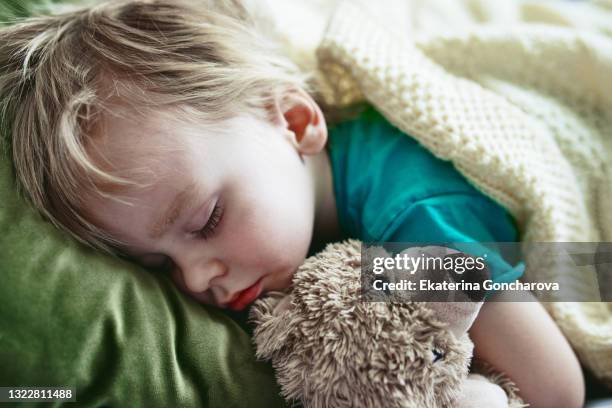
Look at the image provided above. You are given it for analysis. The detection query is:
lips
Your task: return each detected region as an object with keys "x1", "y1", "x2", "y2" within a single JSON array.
[{"x1": 227, "y1": 278, "x2": 264, "y2": 311}]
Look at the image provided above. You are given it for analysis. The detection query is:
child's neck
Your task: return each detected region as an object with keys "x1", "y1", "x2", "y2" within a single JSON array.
[{"x1": 306, "y1": 148, "x2": 345, "y2": 257}]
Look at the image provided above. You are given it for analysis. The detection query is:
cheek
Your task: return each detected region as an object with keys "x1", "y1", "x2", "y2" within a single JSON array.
[
  {"x1": 225, "y1": 188, "x2": 313, "y2": 271},
  {"x1": 223, "y1": 144, "x2": 315, "y2": 269}
]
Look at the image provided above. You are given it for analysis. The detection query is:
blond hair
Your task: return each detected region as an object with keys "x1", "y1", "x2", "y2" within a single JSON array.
[{"x1": 0, "y1": 0, "x2": 313, "y2": 254}]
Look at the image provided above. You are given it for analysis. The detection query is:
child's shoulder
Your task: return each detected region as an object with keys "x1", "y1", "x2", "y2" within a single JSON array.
[
  {"x1": 327, "y1": 105, "x2": 478, "y2": 201},
  {"x1": 326, "y1": 105, "x2": 518, "y2": 244}
]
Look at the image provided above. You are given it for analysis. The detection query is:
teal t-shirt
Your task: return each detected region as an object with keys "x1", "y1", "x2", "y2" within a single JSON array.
[{"x1": 327, "y1": 106, "x2": 525, "y2": 285}]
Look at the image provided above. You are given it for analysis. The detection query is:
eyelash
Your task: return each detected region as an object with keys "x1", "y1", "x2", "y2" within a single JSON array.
[{"x1": 195, "y1": 203, "x2": 224, "y2": 240}]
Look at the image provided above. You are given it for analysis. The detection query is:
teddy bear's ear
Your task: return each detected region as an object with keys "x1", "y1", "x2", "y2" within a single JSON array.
[
  {"x1": 388, "y1": 247, "x2": 488, "y2": 338},
  {"x1": 249, "y1": 292, "x2": 297, "y2": 359},
  {"x1": 426, "y1": 301, "x2": 484, "y2": 338}
]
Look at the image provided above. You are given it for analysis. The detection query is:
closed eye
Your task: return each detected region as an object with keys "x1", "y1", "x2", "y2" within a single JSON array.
[{"x1": 192, "y1": 203, "x2": 224, "y2": 240}]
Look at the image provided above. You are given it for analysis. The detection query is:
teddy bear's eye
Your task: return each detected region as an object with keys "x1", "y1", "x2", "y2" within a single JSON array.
[{"x1": 432, "y1": 349, "x2": 444, "y2": 363}]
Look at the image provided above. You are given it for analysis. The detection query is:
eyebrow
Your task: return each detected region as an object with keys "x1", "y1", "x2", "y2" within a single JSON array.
[{"x1": 148, "y1": 182, "x2": 199, "y2": 239}]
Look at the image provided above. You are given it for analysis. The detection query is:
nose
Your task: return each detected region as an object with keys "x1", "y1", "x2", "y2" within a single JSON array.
[{"x1": 175, "y1": 258, "x2": 228, "y2": 294}]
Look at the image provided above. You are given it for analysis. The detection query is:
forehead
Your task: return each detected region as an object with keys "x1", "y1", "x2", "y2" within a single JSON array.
[
  {"x1": 81, "y1": 107, "x2": 194, "y2": 235},
  {"x1": 89, "y1": 106, "x2": 186, "y2": 171},
  {"x1": 88, "y1": 103, "x2": 261, "y2": 168},
  {"x1": 81, "y1": 104, "x2": 252, "y2": 245}
]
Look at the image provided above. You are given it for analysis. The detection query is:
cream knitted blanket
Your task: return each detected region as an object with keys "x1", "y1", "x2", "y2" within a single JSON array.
[{"x1": 259, "y1": 0, "x2": 612, "y2": 387}]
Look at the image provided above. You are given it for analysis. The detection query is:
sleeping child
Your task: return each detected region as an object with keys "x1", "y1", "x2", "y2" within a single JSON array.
[{"x1": 0, "y1": 0, "x2": 584, "y2": 406}]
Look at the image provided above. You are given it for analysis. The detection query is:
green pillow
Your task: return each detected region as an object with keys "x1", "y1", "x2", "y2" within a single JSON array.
[
  {"x1": 0, "y1": 3, "x2": 286, "y2": 407},
  {"x1": 0, "y1": 143, "x2": 287, "y2": 408}
]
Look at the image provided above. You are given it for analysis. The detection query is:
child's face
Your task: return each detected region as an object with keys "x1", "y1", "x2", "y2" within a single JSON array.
[{"x1": 85, "y1": 99, "x2": 327, "y2": 311}]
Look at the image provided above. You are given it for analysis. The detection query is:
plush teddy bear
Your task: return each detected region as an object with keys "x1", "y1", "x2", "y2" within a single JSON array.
[{"x1": 250, "y1": 239, "x2": 526, "y2": 408}]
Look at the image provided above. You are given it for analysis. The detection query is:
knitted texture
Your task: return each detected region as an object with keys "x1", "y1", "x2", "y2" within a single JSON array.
[{"x1": 314, "y1": 0, "x2": 612, "y2": 387}]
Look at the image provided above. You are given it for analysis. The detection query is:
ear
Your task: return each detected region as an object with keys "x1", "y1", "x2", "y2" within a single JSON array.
[{"x1": 270, "y1": 87, "x2": 328, "y2": 155}]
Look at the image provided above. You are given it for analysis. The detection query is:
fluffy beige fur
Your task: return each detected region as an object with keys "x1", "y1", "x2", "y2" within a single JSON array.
[{"x1": 250, "y1": 239, "x2": 526, "y2": 407}]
